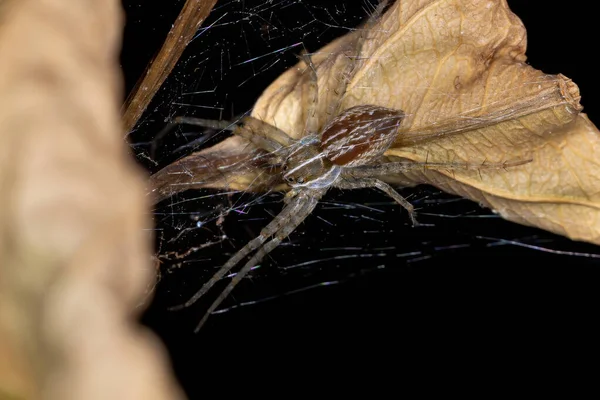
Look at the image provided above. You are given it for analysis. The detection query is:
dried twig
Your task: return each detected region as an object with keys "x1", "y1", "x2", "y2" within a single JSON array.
[{"x1": 122, "y1": 0, "x2": 219, "y2": 133}]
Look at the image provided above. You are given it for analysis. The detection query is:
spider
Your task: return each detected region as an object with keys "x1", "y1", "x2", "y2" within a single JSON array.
[{"x1": 167, "y1": 1, "x2": 530, "y2": 331}]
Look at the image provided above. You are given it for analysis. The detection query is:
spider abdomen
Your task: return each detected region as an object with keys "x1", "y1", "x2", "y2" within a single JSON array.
[{"x1": 319, "y1": 105, "x2": 405, "y2": 167}]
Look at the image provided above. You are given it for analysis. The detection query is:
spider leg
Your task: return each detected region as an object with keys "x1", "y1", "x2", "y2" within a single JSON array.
[
  {"x1": 335, "y1": 177, "x2": 419, "y2": 226},
  {"x1": 164, "y1": 115, "x2": 295, "y2": 158},
  {"x1": 297, "y1": 50, "x2": 319, "y2": 135},
  {"x1": 169, "y1": 193, "x2": 311, "y2": 312},
  {"x1": 193, "y1": 190, "x2": 323, "y2": 332},
  {"x1": 150, "y1": 116, "x2": 244, "y2": 158},
  {"x1": 240, "y1": 115, "x2": 294, "y2": 148},
  {"x1": 345, "y1": 158, "x2": 533, "y2": 179},
  {"x1": 324, "y1": 0, "x2": 389, "y2": 124}
]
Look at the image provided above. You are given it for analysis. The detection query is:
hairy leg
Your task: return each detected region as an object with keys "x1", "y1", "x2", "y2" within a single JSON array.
[
  {"x1": 335, "y1": 177, "x2": 419, "y2": 226},
  {"x1": 193, "y1": 189, "x2": 324, "y2": 331},
  {"x1": 345, "y1": 158, "x2": 533, "y2": 179},
  {"x1": 169, "y1": 191, "x2": 310, "y2": 311},
  {"x1": 324, "y1": 0, "x2": 390, "y2": 124},
  {"x1": 298, "y1": 51, "x2": 319, "y2": 136},
  {"x1": 239, "y1": 115, "x2": 294, "y2": 147},
  {"x1": 165, "y1": 115, "x2": 295, "y2": 157}
]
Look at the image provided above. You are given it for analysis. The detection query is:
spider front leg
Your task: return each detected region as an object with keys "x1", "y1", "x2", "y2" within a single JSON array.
[
  {"x1": 237, "y1": 115, "x2": 294, "y2": 148},
  {"x1": 335, "y1": 176, "x2": 420, "y2": 227},
  {"x1": 171, "y1": 188, "x2": 325, "y2": 331},
  {"x1": 169, "y1": 190, "x2": 309, "y2": 311},
  {"x1": 192, "y1": 188, "x2": 325, "y2": 332}
]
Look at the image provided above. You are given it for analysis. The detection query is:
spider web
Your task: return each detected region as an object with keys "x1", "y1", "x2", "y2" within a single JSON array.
[{"x1": 122, "y1": 0, "x2": 600, "y2": 394}]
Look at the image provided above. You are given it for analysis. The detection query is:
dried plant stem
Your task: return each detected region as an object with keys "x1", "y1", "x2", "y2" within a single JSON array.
[{"x1": 122, "y1": 0, "x2": 219, "y2": 133}]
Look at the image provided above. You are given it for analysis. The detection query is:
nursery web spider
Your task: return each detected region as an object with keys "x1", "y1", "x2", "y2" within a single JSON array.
[{"x1": 168, "y1": 1, "x2": 530, "y2": 331}]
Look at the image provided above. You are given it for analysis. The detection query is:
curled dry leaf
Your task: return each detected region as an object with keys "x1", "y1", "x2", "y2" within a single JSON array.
[{"x1": 149, "y1": 0, "x2": 600, "y2": 245}]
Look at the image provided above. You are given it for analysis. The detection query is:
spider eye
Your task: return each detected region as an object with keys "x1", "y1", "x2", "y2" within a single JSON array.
[
  {"x1": 282, "y1": 164, "x2": 289, "y2": 171},
  {"x1": 286, "y1": 176, "x2": 294, "y2": 183},
  {"x1": 297, "y1": 177, "x2": 305, "y2": 184}
]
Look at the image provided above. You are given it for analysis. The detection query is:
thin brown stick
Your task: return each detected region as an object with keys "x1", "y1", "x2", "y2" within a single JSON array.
[{"x1": 122, "y1": 0, "x2": 219, "y2": 133}]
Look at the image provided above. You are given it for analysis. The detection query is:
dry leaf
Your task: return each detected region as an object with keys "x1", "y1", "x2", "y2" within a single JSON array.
[{"x1": 149, "y1": 0, "x2": 600, "y2": 245}]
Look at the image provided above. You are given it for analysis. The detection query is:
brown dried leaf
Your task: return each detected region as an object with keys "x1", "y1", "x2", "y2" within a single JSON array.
[{"x1": 149, "y1": 0, "x2": 600, "y2": 245}]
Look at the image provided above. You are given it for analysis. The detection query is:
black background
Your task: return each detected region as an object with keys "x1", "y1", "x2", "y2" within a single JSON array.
[{"x1": 121, "y1": 1, "x2": 599, "y2": 394}]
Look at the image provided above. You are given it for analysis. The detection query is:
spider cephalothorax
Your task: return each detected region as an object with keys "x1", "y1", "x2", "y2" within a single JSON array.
[{"x1": 281, "y1": 135, "x2": 335, "y2": 188}]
